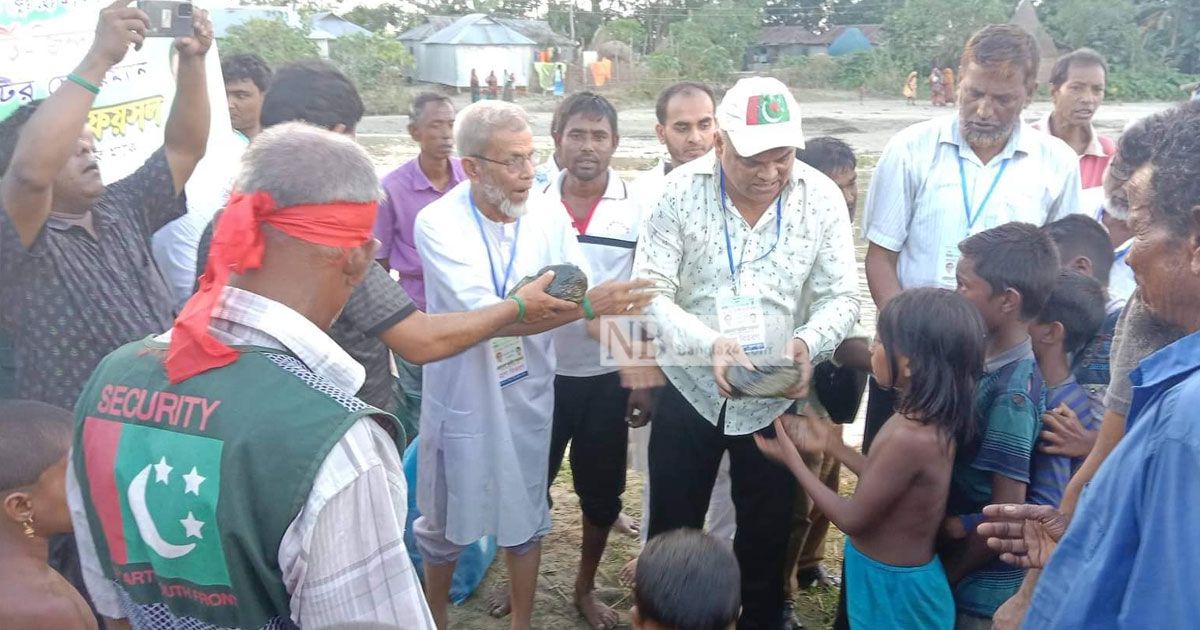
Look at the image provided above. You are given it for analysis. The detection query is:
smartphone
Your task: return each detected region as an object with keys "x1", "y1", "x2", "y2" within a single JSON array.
[{"x1": 138, "y1": 1, "x2": 193, "y2": 38}]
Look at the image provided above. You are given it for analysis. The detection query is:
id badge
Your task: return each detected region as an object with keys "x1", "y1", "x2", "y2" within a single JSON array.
[
  {"x1": 716, "y1": 292, "x2": 767, "y2": 354},
  {"x1": 938, "y1": 244, "x2": 960, "y2": 290},
  {"x1": 490, "y1": 337, "x2": 528, "y2": 388}
]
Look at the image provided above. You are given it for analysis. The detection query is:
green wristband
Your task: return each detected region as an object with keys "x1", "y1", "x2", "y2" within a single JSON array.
[
  {"x1": 510, "y1": 296, "x2": 526, "y2": 322},
  {"x1": 581, "y1": 295, "x2": 596, "y2": 320},
  {"x1": 67, "y1": 73, "x2": 101, "y2": 95}
]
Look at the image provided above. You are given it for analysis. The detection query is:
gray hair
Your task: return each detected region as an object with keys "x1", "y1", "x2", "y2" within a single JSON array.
[
  {"x1": 454, "y1": 100, "x2": 529, "y2": 159},
  {"x1": 236, "y1": 122, "x2": 381, "y2": 207}
]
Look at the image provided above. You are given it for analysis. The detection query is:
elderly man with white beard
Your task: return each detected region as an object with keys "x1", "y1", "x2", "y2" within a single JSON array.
[{"x1": 413, "y1": 100, "x2": 652, "y2": 630}]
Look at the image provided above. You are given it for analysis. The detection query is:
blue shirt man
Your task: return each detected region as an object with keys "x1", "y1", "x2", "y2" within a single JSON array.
[{"x1": 1024, "y1": 330, "x2": 1200, "y2": 628}]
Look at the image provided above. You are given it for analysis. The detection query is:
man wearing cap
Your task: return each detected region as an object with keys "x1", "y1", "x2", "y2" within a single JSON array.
[
  {"x1": 634, "y1": 76, "x2": 859, "y2": 629},
  {"x1": 67, "y1": 123, "x2": 446, "y2": 628},
  {"x1": 414, "y1": 100, "x2": 652, "y2": 630}
]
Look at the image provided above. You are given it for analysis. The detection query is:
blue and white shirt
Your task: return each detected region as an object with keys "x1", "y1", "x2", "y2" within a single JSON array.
[
  {"x1": 863, "y1": 114, "x2": 1082, "y2": 290},
  {"x1": 1025, "y1": 329, "x2": 1200, "y2": 628}
]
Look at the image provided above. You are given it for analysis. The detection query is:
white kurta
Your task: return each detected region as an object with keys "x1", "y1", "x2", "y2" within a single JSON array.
[{"x1": 414, "y1": 181, "x2": 589, "y2": 547}]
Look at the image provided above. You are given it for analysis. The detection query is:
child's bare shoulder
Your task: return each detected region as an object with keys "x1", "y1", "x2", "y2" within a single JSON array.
[
  {"x1": 884, "y1": 415, "x2": 950, "y2": 455},
  {"x1": 0, "y1": 576, "x2": 97, "y2": 630},
  {"x1": 0, "y1": 602, "x2": 94, "y2": 630}
]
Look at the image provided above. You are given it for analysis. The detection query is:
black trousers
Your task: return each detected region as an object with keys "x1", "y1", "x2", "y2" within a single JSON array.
[
  {"x1": 648, "y1": 382, "x2": 798, "y2": 630},
  {"x1": 547, "y1": 372, "x2": 630, "y2": 528},
  {"x1": 862, "y1": 378, "x2": 898, "y2": 454}
]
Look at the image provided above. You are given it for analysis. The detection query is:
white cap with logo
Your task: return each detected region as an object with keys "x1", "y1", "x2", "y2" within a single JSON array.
[{"x1": 717, "y1": 76, "x2": 805, "y2": 156}]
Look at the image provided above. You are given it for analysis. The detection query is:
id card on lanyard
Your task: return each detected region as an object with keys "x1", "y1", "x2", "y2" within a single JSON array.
[
  {"x1": 938, "y1": 156, "x2": 1010, "y2": 289},
  {"x1": 471, "y1": 196, "x2": 529, "y2": 388},
  {"x1": 717, "y1": 170, "x2": 780, "y2": 354}
]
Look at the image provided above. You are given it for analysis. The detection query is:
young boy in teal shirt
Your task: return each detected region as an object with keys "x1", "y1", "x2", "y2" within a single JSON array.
[{"x1": 941, "y1": 222, "x2": 1058, "y2": 627}]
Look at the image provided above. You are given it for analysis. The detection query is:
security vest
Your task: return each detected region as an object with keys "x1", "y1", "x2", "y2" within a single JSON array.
[{"x1": 72, "y1": 338, "x2": 399, "y2": 629}]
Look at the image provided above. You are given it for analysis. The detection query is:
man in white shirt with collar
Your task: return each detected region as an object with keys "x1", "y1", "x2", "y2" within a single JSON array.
[
  {"x1": 634, "y1": 76, "x2": 859, "y2": 629},
  {"x1": 538, "y1": 91, "x2": 647, "y2": 630},
  {"x1": 627, "y1": 80, "x2": 743, "y2": 552},
  {"x1": 627, "y1": 81, "x2": 730, "y2": 551},
  {"x1": 632, "y1": 81, "x2": 719, "y2": 211},
  {"x1": 414, "y1": 100, "x2": 651, "y2": 630},
  {"x1": 861, "y1": 24, "x2": 1082, "y2": 450}
]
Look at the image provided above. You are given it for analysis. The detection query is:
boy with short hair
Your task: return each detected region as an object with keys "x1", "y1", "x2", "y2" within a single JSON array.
[
  {"x1": 1042, "y1": 214, "x2": 1120, "y2": 412},
  {"x1": 633, "y1": 529, "x2": 741, "y2": 630},
  {"x1": 796, "y1": 137, "x2": 859, "y2": 219},
  {"x1": 1028, "y1": 270, "x2": 1108, "y2": 506},
  {"x1": 0, "y1": 400, "x2": 95, "y2": 630},
  {"x1": 989, "y1": 269, "x2": 1109, "y2": 629},
  {"x1": 942, "y1": 222, "x2": 1058, "y2": 628}
]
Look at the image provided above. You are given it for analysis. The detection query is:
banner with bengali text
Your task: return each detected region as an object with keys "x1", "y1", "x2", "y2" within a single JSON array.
[{"x1": 1, "y1": 0, "x2": 234, "y2": 183}]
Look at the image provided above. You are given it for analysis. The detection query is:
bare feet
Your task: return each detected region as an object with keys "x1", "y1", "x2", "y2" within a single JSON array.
[
  {"x1": 576, "y1": 589, "x2": 619, "y2": 629},
  {"x1": 611, "y1": 512, "x2": 640, "y2": 537},
  {"x1": 619, "y1": 557, "x2": 638, "y2": 588},
  {"x1": 486, "y1": 584, "x2": 512, "y2": 618}
]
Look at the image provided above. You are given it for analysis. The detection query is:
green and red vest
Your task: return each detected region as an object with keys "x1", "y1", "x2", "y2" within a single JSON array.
[{"x1": 72, "y1": 338, "x2": 400, "y2": 629}]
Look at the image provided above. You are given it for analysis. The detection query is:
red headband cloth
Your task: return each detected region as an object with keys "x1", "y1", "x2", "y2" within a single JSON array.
[{"x1": 166, "y1": 190, "x2": 377, "y2": 383}]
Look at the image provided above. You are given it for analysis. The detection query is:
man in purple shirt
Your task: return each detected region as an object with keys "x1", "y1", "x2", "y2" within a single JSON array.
[{"x1": 375, "y1": 93, "x2": 466, "y2": 310}]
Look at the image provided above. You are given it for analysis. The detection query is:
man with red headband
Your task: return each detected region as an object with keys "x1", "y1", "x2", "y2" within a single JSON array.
[{"x1": 64, "y1": 123, "x2": 492, "y2": 628}]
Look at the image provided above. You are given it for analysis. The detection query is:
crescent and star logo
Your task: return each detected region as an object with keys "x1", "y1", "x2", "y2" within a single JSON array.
[
  {"x1": 745, "y1": 94, "x2": 791, "y2": 126},
  {"x1": 127, "y1": 456, "x2": 207, "y2": 559},
  {"x1": 82, "y1": 416, "x2": 232, "y2": 588}
]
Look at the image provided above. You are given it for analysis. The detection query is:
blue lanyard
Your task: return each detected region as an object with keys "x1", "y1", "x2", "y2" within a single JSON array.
[
  {"x1": 958, "y1": 156, "x2": 1010, "y2": 230},
  {"x1": 719, "y1": 169, "x2": 782, "y2": 290},
  {"x1": 469, "y1": 195, "x2": 521, "y2": 298}
]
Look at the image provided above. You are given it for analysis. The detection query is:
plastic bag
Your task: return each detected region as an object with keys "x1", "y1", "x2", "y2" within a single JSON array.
[{"x1": 402, "y1": 437, "x2": 498, "y2": 604}]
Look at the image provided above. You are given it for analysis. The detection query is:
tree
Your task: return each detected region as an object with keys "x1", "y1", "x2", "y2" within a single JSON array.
[
  {"x1": 330, "y1": 32, "x2": 414, "y2": 86},
  {"x1": 881, "y1": 0, "x2": 1009, "y2": 70},
  {"x1": 625, "y1": 0, "x2": 715, "y2": 50},
  {"x1": 828, "y1": 0, "x2": 899, "y2": 25},
  {"x1": 1041, "y1": 0, "x2": 1142, "y2": 67},
  {"x1": 1136, "y1": 0, "x2": 1200, "y2": 74},
  {"x1": 341, "y1": 4, "x2": 419, "y2": 34},
  {"x1": 763, "y1": 0, "x2": 827, "y2": 29},
  {"x1": 648, "y1": 0, "x2": 763, "y2": 82},
  {"x1": 496, "y1": 0, "x2": 543, "y2": 14},
  {"x1": 603, "y1": 17, "x2": 647, "y2": 51},
  {"x1": 407, "y1": 0, "x2": 503, "y2": 14},
  {"x1": 546, "y1": 0, "x2": 612, "y2": 47},
  {"x1": 329, "y1": 32, "x2": 416, "y2": 116},
  {"x1": 221, "y1": 18, "x2": 319, "y2": 66}
]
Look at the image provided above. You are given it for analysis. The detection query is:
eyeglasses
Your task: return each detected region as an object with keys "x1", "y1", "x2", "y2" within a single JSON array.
[{"x1": 470, "y1": 152, "x2": 537, "y2": 174}]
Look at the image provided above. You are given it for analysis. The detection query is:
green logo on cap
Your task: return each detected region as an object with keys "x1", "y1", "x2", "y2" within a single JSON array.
[{"x1": 746, "y1": 94, "x2": 790, "y2": 125}]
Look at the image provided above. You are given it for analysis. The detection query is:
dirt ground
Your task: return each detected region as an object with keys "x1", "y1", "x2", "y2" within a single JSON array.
[
  {"x1": 362, "y1": 92, "x2": 1172, "y2": 629},
  {"x1": 356, "y1": 92, "x2": 1171, "y2": 176},
  {"x1": 446, "y1": 467, "x2": 855, "y2": 630}
]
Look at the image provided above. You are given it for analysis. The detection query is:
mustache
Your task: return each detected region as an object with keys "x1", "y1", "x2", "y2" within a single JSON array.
[{"x1": 962, "y1": 119, "x2": 1016, "y2": 148}]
